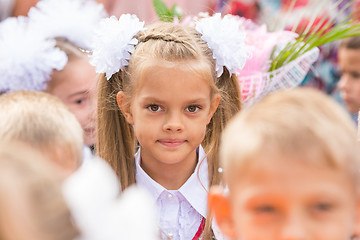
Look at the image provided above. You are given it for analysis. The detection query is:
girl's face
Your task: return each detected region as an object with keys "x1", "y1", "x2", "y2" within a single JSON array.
[
  {"x1": 119, "y1": 64, "x2": 219, "y2": 179},
  {"x1": 46, "y1": 58, "x2": 98, "y2": 146},
  {"x1": 222, "y1": 153, "x2": 360, "y2": 240}
]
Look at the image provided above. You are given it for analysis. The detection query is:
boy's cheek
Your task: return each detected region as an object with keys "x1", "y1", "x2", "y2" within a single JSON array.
[{"x1": 230, "y1": 203, "x2": 266, "y2": 240}]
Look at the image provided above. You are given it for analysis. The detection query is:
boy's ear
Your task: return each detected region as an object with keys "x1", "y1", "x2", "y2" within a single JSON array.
[
  {"x1": 207, "y1": 94, "x2": 220, "y2": 124},
  {"x1": 116, "y1": 91, "x2": 134, "y2": 125},
  {"x1": 208, "y1": 186, "x2": 236, "y2": 239}
]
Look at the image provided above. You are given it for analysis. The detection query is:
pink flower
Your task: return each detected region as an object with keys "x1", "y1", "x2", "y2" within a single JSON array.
[{"x1": 239, "y1": 22, "x2": 298, "y2": 77}]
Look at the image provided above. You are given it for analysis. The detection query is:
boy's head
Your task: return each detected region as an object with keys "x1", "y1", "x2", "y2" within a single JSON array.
[
  {"x1": 0, "y1": 91, "x2": 83, "y2": 176},
  {"x1": 210, "y1": 88, "x2": 360, "y2": 240},
  {"x1": 337, "y1": 36, "x2": 360, "y2": 114},
  {"x1": 0, "y1": 141, "x2": 79, "y2": 240}
]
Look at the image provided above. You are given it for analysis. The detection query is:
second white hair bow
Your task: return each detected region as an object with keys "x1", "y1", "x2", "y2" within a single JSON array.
[{"x1": 195, "y1": 13, "x2": 251, "y2": 77}]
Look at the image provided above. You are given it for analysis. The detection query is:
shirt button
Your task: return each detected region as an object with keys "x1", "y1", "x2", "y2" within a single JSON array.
[{"x1": 167, "y1": 193, "x2": 173, "y2": 199}]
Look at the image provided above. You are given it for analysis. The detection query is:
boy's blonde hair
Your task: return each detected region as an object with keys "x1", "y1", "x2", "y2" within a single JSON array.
[
  {"x1": 0, "y1": 91, "x2": 83, "y2": 169},
  {"x1": 221, "y1": 88, "x2": 360, "y2": 189},
  {"x1": 0, "y1": 142, "x2": 79, "y2": 240},
  {"x1": 97, "y1": 22, "x2": 242, "y2": 239}
]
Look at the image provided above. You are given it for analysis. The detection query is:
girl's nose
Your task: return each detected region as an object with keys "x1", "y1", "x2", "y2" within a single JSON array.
[{"x1": 163, "y1": 111, "x2": 184, "y2": 132}]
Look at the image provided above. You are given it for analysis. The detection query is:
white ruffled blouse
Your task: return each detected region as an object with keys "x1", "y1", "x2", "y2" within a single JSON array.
[{"x1": 135, "y1": 145, "x2": 226, "y2": 240}]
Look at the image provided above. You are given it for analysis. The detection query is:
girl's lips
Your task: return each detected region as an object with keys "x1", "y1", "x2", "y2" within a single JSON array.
[
  {"x1": 158, "y1": 140, "x2": 185, "y2": 147},
  {"x1": 84, "y1": 128, "x2": 96, "y2": 135}
]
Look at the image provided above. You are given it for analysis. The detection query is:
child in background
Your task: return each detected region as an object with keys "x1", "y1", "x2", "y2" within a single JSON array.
[
  {"x1": 0, "y1": 125, "x2": 158, "y2": 240},
  {"x1": 91, "y1": 14, "x2": 249, "y2": 240},
  {"x1": 0, "y1": 141, "x2": 79, "y2": 240},
  {"x1": 28, "y1": 0, "x2": 107, "y2": 148},
  {"x1": 44, "y1": 37, "x2": 98, "y2": 148},
  {"x1": 209, "y1": 88, "x2": 360, "y2": 240},
  {"x1": 0, "y1": 0, "x2": 106, "y2": 150},
  {"x1": 337, "y1": 36, "x2": 360, "y2": 125},
  {"x1": 0, "y1": 91, "x2": 83, "y2": 177}
]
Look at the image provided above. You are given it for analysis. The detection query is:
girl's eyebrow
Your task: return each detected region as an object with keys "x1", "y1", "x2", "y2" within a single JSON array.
[
  {"x1": 140, "y1": 96, "x2": 208, "y2": 105},
  {"x1": 140, "y1": 96, "x2": 164, "y2": 103},
  {"x1": 68, "y1": 90, "x2": 88, "y2": 98},
  {"x1": 186, "y1": 98, "x2": 208, "y2": 103}
]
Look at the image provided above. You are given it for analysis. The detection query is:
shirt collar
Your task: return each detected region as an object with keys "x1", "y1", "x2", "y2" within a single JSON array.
[
  {"x1": 135, "y1": 151, "x2": 164, "y2": 204},
  {"x1": 135, "y1": 145, "x2": 209, "y2": 218}
]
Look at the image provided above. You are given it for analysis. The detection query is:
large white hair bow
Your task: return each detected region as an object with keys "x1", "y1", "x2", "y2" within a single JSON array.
[
  {"x1": 196, "y1": 13, "x2": 251, "y2": 77},
  {"x1": 28, "y1": 0, "x2": 107, "y2": 50},
  {"x1": 0, "y1": 17, "x2": 67, "y2": 92},
  {"x1": 89, "y1": 14, "x2": 145, "y2": 80}
]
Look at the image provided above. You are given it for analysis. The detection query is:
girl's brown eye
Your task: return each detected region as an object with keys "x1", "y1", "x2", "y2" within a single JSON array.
[
  {"x1": 186, "y1": 105, "x2": 200, "y2": 113},
  {"x1": 148, "y1": 105, "x2": 160, "y2": 112}
]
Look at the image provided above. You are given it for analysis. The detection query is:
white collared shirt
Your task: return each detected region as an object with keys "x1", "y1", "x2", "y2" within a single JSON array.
[
  {"x1": 78, "y1": 145, "x2": 94, "y2": 170},
  {"x1": 136, "y1": 145, "x2": 209, "y2": 240}
]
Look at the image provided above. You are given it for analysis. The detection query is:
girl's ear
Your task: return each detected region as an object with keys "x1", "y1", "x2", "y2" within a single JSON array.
[
  {"x1": 116, "y1": 91, "x2": 134, "y2": 125},
  {"x1": 207, "y1": 94, "x2": 220, "y2": 124},
  {"x1": 208, "y1": 186, "x2": 236, "y2": 239}
]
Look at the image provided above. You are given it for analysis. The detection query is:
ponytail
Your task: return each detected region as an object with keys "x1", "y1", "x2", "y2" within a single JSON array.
[
  {"x1": 97, "y1": 72, "x2": 137, "y2": 190},
  {"x1": 202, "y1": 68, "x2": 241, "y2": 240}
]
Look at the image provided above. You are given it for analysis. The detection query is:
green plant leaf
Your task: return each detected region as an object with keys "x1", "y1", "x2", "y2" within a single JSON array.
[{"x1": 153, "y1": 0, "x2": 173, "y2": 22}]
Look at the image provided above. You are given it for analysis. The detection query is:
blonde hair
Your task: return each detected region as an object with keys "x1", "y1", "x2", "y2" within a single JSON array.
[
  {"x1": 97, "y1": 22, "x2": 241, "y2": 239},
  {"x1": 0, "y1": 91, "x2": 83, "y2": 170},
  {"x1": 221, "y1": 88, "x2": 360, "y2": 190},
  {"x1": 0, "y1": 142, "x2": 79, "y2": 240}
]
